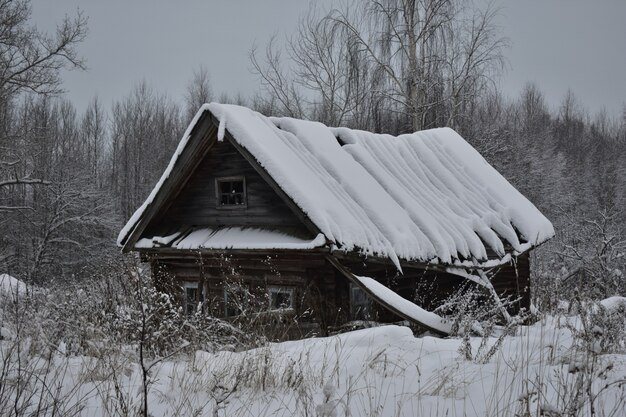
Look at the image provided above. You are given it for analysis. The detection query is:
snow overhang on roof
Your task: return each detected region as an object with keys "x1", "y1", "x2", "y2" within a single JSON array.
[
  {"x1": 136, "y1": 227, "x2": 326, "y2": 251},
  {"x1": 118, "y1": 103, "x2": 554, "y2": 269}
]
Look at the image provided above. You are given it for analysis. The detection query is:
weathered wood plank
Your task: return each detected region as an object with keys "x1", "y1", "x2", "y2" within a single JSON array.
[
  {"x1": 214, "y1": 116, "x2": 322, "y2": 238},
  {"x1": 144, "y1": 133, "x2": 313, "y2": 236}
]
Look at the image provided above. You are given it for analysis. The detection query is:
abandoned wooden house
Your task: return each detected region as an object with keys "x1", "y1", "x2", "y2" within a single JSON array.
[{"x1": 117, "y1": 103, "x2": 554, "y2": 338}]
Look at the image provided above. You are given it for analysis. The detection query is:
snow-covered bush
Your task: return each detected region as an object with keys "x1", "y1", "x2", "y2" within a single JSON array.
[
  {"x1": 437, "y1": 281, "x2": 523, "y2": 331},
  {"x1": 556, "y1": 205, "x2": 625, "y2": 301},
  {"x1": 1, "y1": 259, "x2": 255, "y2": 359},
  {"x1": 0, "y1": 261, "x2": 262, "y2": 417},
  {"x1": 566, "y1": 295, "x2": 626, "y2": 355},
  {"x1": 0, "y1": 277, "x2": 88, "y2": 416},
  {"x1": 110, "y1": 266, "x2": 251, "y2": 358},
  {"x1": 222, "y1": 282, "x2": 306, "y2": 343},
  {"x1": 434, "y1": 280, "x2": 530, "y2": 362}
]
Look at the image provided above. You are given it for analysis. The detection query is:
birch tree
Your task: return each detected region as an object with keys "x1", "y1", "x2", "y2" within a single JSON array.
[
  {"x1": 80, "y1": 97, "x2": 107, "y2": 184},
  {"x1": 252, "y1": 0, "x2": 507, "y2": 133},
  {"x1": 330, "y1": 0, "x2": 507, "y2": 131}
]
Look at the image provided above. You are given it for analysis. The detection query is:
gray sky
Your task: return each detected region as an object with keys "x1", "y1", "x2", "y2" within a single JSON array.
[{"x1": 31, "y1": 0, "x2": 626, "y2": 117}]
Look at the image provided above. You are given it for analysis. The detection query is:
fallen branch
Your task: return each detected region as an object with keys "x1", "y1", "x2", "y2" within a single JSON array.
[{"x1": 0, "y1": 178, "x2": 51, "y2": 188}]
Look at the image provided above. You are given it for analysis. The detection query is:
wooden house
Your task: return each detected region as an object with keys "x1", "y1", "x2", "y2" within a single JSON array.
[{"x1": 117, "y1": 103, "x2": 554, "y2": 337}]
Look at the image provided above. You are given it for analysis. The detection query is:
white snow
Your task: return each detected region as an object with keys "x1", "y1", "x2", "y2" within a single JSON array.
[
  {"x1": 2, "y1": 317, "x2": 623, "y2": 416},
  {"x1": 353, "y1": 275, "x2": 452, "y2": 334},
  {"x1": 333, "y1": 127, "x2": 553, "y2": 259},
  {"x1": 217, "y1": 112, "x2": 226, "y2": 141},
  {"x1": 136, "y1": 227, "x2": 326, "y2": 250},
  {"x1": 134, "y1": 232, "x2": 181, "y2": 248},
  {"x1": 119, "y1": 103, "x2": 554, "y2": 268},
  {"x1": 0, "y1": 273, "x2": 27, "y2": 297},
  {"x1": 599, "y1": 296, "x2": 626, "y2": 311}
]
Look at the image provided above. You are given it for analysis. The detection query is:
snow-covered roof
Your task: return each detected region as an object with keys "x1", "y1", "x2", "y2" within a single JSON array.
[
  {"x1": 136, "y1": 227, "x2": 326, "y2": 251},
  {"x1": 118, "y1": 103, "x2": 554, "y2": 268}
]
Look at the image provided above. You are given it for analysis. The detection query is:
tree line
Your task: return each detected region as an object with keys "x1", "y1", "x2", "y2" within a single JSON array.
[{"x1": 0, "y1": 0, "x2": 624, "y2": 298}]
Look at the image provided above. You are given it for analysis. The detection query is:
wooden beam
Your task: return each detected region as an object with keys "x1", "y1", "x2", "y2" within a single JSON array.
[
  {"x1": 139, "y1": 247, "x2": 329, "y2": 258},
  {"x1": 330, "y1": 249, "x2": 524, "y2": 273}
]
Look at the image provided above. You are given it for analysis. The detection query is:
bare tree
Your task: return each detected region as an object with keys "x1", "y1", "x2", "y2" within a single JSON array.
[
  {"x1": 110, "y1": 81, "x2": 183, "y2": 219},
  {"x1": 80, "y1": 96, "x2": 107, "y2": 184},
  {"x1": 330, "y1": 0, "x2": 507, "y2": 131},
  {"x1": 184, "y1": 65, "x2": 213, "y2": 122},
  {"x1": 329, "y1": 0, "x2": 454, "y2": 131},
  {"x1": 250, "y1": 36, "x2": 305, "y2": 119},
  {"x1": 445, "y1": 2, "x2": 508, "y2": 129},
  {"x1": 518, "y1": 82, "x2": 550, "y2": 134},
  {"x1": 0, "y1": 0, "x2": 88, "y2": 214},
  {"x1": 0, "y1": 0, "x2": 87, "y2": 98},
  {"x1": 0, "y1": 95, "x2": 116, "y2": 282},
  {"x1": 554, "y1": 89, "x2": 585, "y2": 149},
  {"x1": 251, "y1": 0, "x2": 506, "y2": 133},
  {"x1": 289, "y1": 9, "x2": 371, "y2": 127}
]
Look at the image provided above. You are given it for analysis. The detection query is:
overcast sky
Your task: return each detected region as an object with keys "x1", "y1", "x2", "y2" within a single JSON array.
[{"x1": 31, "y1": 0, "x2": 626, "y2": 117}]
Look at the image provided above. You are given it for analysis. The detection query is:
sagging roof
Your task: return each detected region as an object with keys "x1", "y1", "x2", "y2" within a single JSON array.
[{"x1": 118, "y1": 103, "x2": 554, "y2": 269}]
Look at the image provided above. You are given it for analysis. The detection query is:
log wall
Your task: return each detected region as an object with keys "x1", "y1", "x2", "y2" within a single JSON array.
[
  {"x1": 149, "y1": 251, "x2": 345, "y2": 339},
  {"x1": 145, "y1": 138, "x2": 310, "y2": 236},
  {"x1": 148, "y1": 249, "x2": 532, "y2": 338}
]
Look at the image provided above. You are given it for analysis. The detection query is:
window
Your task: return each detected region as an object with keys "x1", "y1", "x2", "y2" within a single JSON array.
[
  {"x1": 216, "y1": 176, "x2": 246, "y2": 208},
  {"x1": 183, "y1": 281, "x2": 202, "y2": 315},
  {"x1": 224, "y1": 286, "x2": 245, "y2": 317},
  {"x1": 350, "y1": 284, "x2": 372, "y2": 320},
  {"x1": 268, "y1": 287, "x2": 294, "y2": 310}
]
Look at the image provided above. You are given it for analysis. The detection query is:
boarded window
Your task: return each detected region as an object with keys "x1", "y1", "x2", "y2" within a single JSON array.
[{"x1": 216, "y1": 176, "x2": 246, "y2": 207}]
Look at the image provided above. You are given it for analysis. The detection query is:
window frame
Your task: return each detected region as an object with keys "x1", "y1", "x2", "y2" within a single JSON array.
[
  {"x1": 349, "y1": 283, "x2": 373, "y2": 320},
  {"x1": 182, "y1": 281, "x2": 203, "y2": 316},
  {"x1": 215, "y1": 176, "x2": 247, "y2": 209},
  {"x1": 224, "y1": 285, "x2": 246, "y2": 318},
  {"x1": 267, "y1": 286, "x2": 295, "y2": 311}
]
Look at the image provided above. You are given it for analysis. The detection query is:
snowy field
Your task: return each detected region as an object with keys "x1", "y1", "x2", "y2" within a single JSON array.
[{"x1": 0, "y1": 275, "x2": 624, "y2": 417}]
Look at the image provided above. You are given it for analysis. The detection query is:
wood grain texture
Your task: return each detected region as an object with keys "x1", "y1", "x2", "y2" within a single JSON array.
[
  {"x1": 149, "y1": 251, "x2": 344, "y2": 336},
  {"x1": 144, "y1": 136, "x2": 312, "y2": 236}
]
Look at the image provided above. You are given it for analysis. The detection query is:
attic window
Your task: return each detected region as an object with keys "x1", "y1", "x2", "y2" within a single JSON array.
[{"x1": 216, "y1": 176, "x2": 246, "y2": 208}]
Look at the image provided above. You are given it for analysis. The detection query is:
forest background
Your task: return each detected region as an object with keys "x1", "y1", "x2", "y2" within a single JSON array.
[{"x1": 1, "y1": 0, "x2": 624, "y2": 305}]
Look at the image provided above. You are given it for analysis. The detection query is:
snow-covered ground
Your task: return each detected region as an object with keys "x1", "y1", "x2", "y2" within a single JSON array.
[
  {"x1": 0, "y1": 273, "x2": 27, "y2": 298},
  {"x1": 1, "y1": 300, "x2": 624, "y2": 417}
]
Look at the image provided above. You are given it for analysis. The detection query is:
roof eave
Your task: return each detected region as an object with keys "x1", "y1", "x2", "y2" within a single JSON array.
[{"x1": 330, "y1": 240, "x2": 545, "y2": 273}]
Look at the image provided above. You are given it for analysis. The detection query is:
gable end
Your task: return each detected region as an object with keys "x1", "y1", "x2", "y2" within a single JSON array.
[{"x1": 123, "y1": 111, "x2": 323, "y2": 252}]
